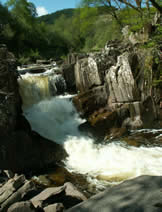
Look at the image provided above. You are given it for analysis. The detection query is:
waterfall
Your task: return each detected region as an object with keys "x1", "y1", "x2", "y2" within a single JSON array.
[
  {"x1": 18, "y1": 70, "x2": 162, "y2": 189},
  {"x1": 18, "y1": 70, "x2": 66, "y2": 109}
]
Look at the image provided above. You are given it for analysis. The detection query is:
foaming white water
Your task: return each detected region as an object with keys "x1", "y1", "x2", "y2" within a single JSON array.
[
  {"x1": 24, "y1": 96, "x2": 84, "y2": 144},
  {"x1": 18, "y1": 71, "x2": 66, "y2": 109},
  {"x1": 64, "y1": 138, "x2": 162, "y2": 185},
  {"x1": 24, "y1": 95, "x2": 162, "y2": 187}
]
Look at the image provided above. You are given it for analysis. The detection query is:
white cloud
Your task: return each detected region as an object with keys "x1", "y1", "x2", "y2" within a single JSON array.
[{"x1": 36, "y1": 6, "x2": 48, "y2": 16}]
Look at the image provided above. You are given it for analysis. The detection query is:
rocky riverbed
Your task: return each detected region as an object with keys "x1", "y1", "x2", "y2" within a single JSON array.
[{"x1": 0, "y1": 16, "x2": 161, "y2": 211}]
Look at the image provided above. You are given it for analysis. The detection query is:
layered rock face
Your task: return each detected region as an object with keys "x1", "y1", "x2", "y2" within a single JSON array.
[
  {"x1": 72, "y1": 40, "x2": 161, "y2": 137},
  {"x1": 0, "y1": 46, "x2": 66, "y2": 172},
  {"x1": 0, "y1": 45, "x2": 21, "y2": 133}
]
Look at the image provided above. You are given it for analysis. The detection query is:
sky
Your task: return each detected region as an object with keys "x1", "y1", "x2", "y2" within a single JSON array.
[{"x1": 1, "y1": 0, "x2": 80, "y2": 16}]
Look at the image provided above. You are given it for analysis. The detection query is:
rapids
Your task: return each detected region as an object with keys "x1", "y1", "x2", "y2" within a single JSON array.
[{"x1": 18, "y1": 70, "x2": 162, "y2": 189}]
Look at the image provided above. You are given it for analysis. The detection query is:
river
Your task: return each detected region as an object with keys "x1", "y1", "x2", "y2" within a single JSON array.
[{"x1": 18, "y1": 68, "x2": 162, "y2": 192}]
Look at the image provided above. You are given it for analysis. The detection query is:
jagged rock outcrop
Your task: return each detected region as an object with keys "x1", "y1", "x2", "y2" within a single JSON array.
[
  {"x1": 0, "y1": 175, "x2": 36, "y2": 211},
  {"x1": 62, "y1": 64, "x2": 76, "y2": 92},
  {"x1": 61, "y1": 53, "x2": 87, "y2": 93},
  {"x1": 0, "y1": 45, "x2": 67, "y2": 172},
  {"x1": 72, "y1": 38, "x2": 161, "y2": 137},
  {"x1": 0, "y1": 174, "x2": 87, "y2": 212}
]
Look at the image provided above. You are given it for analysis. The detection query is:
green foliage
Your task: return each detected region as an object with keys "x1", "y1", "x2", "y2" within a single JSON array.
[
  {"x1": 38, "y1": 9, "x2": 74, "y2": 25},
  {"x1": 18, "y1": 49, "x2": 41, "y2": 64},
  {"x1": 1, "y1": 0, "x2": 161, "y2": 61}
]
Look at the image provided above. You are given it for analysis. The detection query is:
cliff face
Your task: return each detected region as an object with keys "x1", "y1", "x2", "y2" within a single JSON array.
[
  {"x1": 71, "y1": 39, "x2": 162, "y2": 138},
  {"x1": 0, "y1": 45, "x2": 21, "y2": 133}
]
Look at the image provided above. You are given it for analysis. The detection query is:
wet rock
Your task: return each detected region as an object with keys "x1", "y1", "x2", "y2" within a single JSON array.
[
  {"x1": 88, "y1": 110, "x2": 118, "y2": 137},
  {"x1": 122, "y1": 129, "x2": 162, "y2": 147},
  {"x1": 0, "y1": 131, "x2": 67, "y2": 173},
  {"x1": 105, "y1": 127, "x2": 128, "y2": 140},
  {"x1": 7, "y1": 201, "x2": 36, "y2": 212},
  {"x1": 78, "y1": 121, "x2": 97, "y2": 138},
  {"x1": 73, "y1": 86, "x2": 107, "y2": 118},
  {"x1": 62, "y1": 64, "x2": 76, "y2": 93},
  {"x1": 121, "y1": 138, "x2": 140, "y2": 147},
  {"x1": 43, "y1": 203, "x2": 64, "y2": 212}
]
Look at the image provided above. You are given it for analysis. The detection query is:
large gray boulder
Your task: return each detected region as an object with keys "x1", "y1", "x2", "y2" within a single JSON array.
[{"x1": 67, "y1": 175, "x2": 162, "y2": 212}]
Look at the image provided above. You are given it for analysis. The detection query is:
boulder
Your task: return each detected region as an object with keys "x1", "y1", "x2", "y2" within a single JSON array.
[
  {"x1": 66, "y1": 175, "x2": 162, "y2": 212},
  {"x1": 43, "y1": 203, "x2": 64, "y2": 212},
  {"x1": 7, "y1": 201, "x2": 36, "y2": 212},
  {"x1": 31, "y1": 185, "x2": 65, "y2": 208},
  {"x1": 31, "y1": 182, "x2": 87, "y2": 209},
  {"x1": 64, "y1": 182, "x2": 87, "y2": 202},
  {"x1": 105, "y1": 127, "x2": 128, "y2": 140},
  {"x1": 73, "y1": 86, "x2": 107, "y2": 118},
  {"x1": 0, "y1": 131, "x2": 67, "y2": 173}
]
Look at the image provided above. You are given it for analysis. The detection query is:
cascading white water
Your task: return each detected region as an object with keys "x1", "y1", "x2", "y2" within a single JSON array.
[
  {"x1": 18, "y1": 69, "x2": 66, "y2": 109},
  {"x1": 18, "y1": 71, "x2": 162, "y2": 188}
]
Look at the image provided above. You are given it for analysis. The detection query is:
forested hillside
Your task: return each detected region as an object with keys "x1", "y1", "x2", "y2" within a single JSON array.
[
  {"x1": 38, "y1": 8, "x2": 75, "y2": 25},
  {"x1": 0, "y1": 0, "x2": 161, "y2": 64}
]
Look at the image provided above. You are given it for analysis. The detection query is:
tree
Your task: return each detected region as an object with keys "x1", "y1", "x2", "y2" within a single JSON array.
[
  {"x1": 80, "y1": 0, "x2": 123, "y2": 25},
  {"x1": 80, "y1": 0, "x2": 162, "y2": 22},
  {"x1": 149, "y1": 0, "x2": 162, "y2": 13}
]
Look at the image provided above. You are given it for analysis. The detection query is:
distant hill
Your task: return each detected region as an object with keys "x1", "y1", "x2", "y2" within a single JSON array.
[{"x1": 38, "y1": 8, "x2": 75, "y2": 25}]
